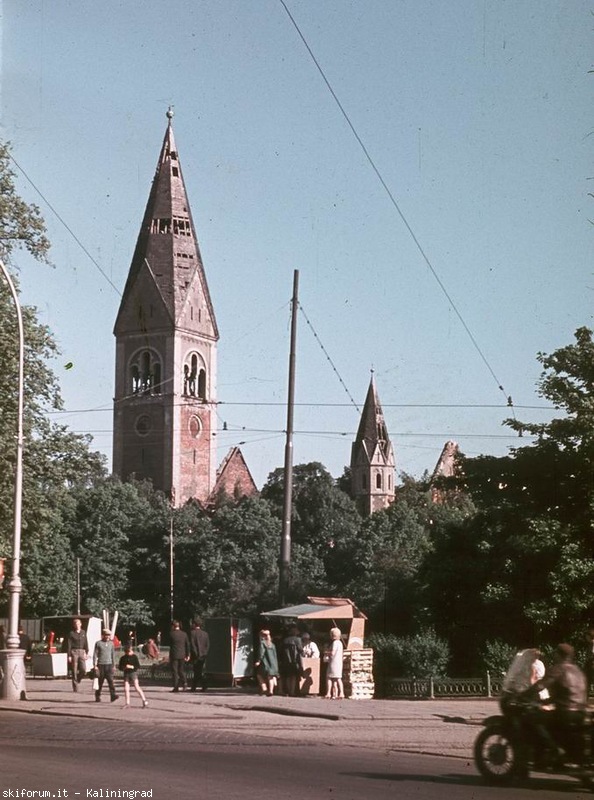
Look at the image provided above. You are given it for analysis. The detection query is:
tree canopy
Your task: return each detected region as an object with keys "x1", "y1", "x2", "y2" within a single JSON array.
[
  {"x1": 0, "y1": 143, "x2": 50, "y2": 265},
  {"x1": 0, "y1": 139, "x2": 105, "y2": 618}
]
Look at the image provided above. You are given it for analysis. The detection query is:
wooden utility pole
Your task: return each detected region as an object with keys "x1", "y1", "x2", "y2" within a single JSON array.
[{"x1": 279, "y1": 270, "x2": 299, "y2": 606}]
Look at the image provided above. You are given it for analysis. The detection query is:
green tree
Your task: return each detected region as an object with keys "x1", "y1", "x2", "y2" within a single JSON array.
[
  {"x1": 0, "y1": 291, "x2": 107, "y2": 617},
  {"x1": 172, "y1": 496, "x2": 281, "y2": 621},
  {"x1": 0, "y1": 140, "x2": 108, "y2": 617},
  {"x1": 331, "y1": 495, "x2": 432, "y2": 634},
  {"x1": 125, "y1": 481, "x2": 172, "y2": 627},
  {"x1": 0, "y1": 142, "x2": 50, "y2": 265},
  {"x1": 261, "y1": 462, "x2": 361, "y2": 601},
  {"x1": 428, "y1": 328, "x2": 594, "y2": 667},
  {"x1": 64, "y1": 477, "x2": 155, "y2": 623}
]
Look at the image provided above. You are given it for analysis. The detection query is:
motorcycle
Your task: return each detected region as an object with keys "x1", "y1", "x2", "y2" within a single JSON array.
[{"x1": 474, "y1": 648, "x2": 594, "y2": 789}]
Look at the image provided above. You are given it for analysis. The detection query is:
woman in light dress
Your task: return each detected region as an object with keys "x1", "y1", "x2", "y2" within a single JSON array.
[{"x1": 324, "y1": 626, "x2": 345, "y2": 699}]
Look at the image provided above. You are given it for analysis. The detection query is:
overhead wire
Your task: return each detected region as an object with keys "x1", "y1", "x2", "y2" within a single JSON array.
[
  {"x1": 298, "y1": 303, "x2": 361, "y2": 412},
  {"x1": 278, "y1": 0, "x2": 516, "y2": 419},
  {"x1": 9, "y1": 49, "x2": 516, "y2": 428},
  {"x1": 8, "y1": 153, "x2": 122, "y2": 296},
  {"x1": 8, "y1": 18, "x2": 526, "y2": 465},
  {"x1": 47, "y1": 401, "x2": 555, "y2": 416},
  {"x1": 67, "y1": 425, "x2": 523, "y2": 441}
]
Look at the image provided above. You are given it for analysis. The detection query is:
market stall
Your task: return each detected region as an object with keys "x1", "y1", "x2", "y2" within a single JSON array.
[{"x1": 261, "y1": 596, "x2": 374, "y2": 698}]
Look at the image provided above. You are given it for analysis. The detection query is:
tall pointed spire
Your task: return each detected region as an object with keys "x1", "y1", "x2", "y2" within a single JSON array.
[
  {"x1": 350, "y1": 373, "x2": 395, "y2": 516},
  {"x1": 116, "y1": 109, "x2": 217, "y2": 337},
  {"x1": 113, "y1": 111, "x2": 219, "y2": 506}
]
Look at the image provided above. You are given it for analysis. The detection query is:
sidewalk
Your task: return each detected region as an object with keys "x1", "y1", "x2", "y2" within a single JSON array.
[{"x1": 0, "y1": 677, "x2": 498, "y2": 758}]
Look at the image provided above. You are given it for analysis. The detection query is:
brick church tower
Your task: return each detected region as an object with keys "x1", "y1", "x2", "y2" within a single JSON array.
[
  {"x1": 113, "y1": 109, "x2": 219, "y2": 506},
  {"x1": 350, "y1": 374, "x2": 396, "y2": 516}
]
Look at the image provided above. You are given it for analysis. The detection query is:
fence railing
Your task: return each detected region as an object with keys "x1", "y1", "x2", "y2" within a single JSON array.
[
  {"x1": 132, "y1": 667, "x2": 505, "y2": 696},
  {"x1": 387, "y1": 673, "x2": 504, "y2": 699}
]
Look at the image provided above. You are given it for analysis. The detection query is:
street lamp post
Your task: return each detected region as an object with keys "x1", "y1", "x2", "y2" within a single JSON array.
[{"x1": 0, "y1": 258, "x2": 27, "y2": 700}]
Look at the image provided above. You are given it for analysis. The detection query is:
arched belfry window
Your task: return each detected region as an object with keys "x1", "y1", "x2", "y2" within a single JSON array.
[
  {"x1": 183, "y1": 352, "x2": 207, "y2": 400},
  {"x1": 130, "y1": 349, "x2": 162, "y2": 395}
]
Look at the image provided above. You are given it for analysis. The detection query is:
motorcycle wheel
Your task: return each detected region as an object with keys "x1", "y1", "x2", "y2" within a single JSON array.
[{"x1": 474, "y1": 724, "x2": 524, "y2": 785}]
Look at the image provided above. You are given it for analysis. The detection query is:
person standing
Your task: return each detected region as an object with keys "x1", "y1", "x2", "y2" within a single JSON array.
[
  {"x1": 93, "y1": 628, "x2": 118, "y2": 703},
  {"x1": 324, "y1": 627, "x2": 345, "y2": 699},
  {"x1": 118, "y1": 643, "x2": 148, "y2": 708},
  {"x1": 169, "y1": 620, "x2": 190, "y2": 692},
  {"x1": 190, "y1": 618, "x2": 210, "y2": 692},
  {"x1": 301, "y1": 632, "x2": 320, "y2": 659},
  {"x1": 18, "y1": 625, "x2": 32, "y2": 666},
  {"x1": 279, "y1": 625, "x2": 303, "y2": 697},
  {"x1": 67, "y1": 617, "x2": 89, "y2": 692},
  {"x1": 254, "y1": 629, "x2": 279, "y2": 696}
]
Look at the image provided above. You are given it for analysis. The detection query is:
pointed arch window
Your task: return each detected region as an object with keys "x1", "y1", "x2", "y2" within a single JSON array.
[
  {"x1": 376, "y1": 473, "x2": 382, "y2": 490},
  {"x1": 130, "y1": 349, "x2": 162, "y2": 395},
  {"x1": 183, "y1": 351, "x2": 207, "y2": 400},
  {"x1": 198, "y1": 368, "x2": 206, "y2": 399}
]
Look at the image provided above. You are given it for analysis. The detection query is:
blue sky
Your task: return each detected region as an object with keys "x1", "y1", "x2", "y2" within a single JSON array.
[{"x1": 2, "y1": 0, "x2": 593, "y2": 488}]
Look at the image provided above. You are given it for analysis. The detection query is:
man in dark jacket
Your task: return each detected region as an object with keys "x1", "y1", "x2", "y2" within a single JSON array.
[
  {"x1": 18, "y1": 626, "x2": 32, "y2": 665},
  {"x1": 190, "y1": 618, "x2": 210, "y2": 692},
  {"x1": 280, "y1": 625, "x2": 303, "y2": 697},
  {"x1": 169, "y1": 620, "x2": 190, "y2": 692},
  {"x1": 67, "y1": 618, "x2": 89, "y2": 692},
  {"x1": 542, "y1": 643, "x2": 588, "y2": 765}
]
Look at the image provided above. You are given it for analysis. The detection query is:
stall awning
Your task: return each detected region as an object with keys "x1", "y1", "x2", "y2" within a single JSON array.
[{"x1": 262, "y1": 596, "x2": 367, "y2": 620}]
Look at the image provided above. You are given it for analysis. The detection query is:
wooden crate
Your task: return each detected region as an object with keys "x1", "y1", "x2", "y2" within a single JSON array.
[{"x1": 344, "y1": 648, "x2": 374, "y2": 700}]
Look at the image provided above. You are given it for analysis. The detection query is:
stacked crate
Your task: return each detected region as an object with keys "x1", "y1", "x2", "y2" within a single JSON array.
[{"x1": 344, "y1": 648, "x2": 374, "y2": 699}]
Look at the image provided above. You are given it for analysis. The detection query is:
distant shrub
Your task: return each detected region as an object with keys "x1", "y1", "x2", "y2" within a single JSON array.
[
  {"x1": 480, "y1": 640, "x2": 519, "y2": 678},
  {"x1": 368, "y1": 628, "x2": 450, "y2": 694}
]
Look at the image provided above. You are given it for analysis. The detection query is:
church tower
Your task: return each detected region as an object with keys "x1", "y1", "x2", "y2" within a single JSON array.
[
  {"x1": 113, "y1": 109, "x2": 219, "y2": 506},
  {"x1": 350, "y1": 374, "x2": 396, "y2": 516}
]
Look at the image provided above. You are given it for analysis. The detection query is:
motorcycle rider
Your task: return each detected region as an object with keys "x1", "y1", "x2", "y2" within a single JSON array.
[{"x1": 539, "y1": 643, "x2": 588, "y2": 766}]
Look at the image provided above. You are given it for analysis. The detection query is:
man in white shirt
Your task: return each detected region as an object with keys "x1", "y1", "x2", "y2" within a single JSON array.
[{"x1": 301, "y1": 632, "x2": 320, "y2": 659}]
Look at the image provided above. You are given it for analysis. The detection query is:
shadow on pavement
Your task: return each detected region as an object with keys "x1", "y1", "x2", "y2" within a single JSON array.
[{"x1": 344, "y1": 771, "x2": 584, "y2": 792}]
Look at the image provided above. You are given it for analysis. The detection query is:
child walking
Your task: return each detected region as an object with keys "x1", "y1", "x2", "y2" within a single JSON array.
[{"x1": 118, "y1": 644, "x2": 148, "y2": 708}]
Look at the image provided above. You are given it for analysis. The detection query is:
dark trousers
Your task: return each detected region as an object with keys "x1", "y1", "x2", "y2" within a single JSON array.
[
  {"x1": 70, "y1": 649, "x2": 87, "y2": 688},
  {"x1": 171, "y1": 659, "x2": 187, "y2": 690},
  {"x1": 97, "y1": 664, "x2": 117, "y2": 700},
  {"x1": 552, "y1": 709, "x2": 585, "y2": 765},
  {"x1": 191, "y1": 657, "x2": 207, "y2": 691}
]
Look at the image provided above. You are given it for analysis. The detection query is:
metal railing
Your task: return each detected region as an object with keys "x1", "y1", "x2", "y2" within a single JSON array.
[{"x1": 387, "y1": 673, "x2": 504, "y2": 699}]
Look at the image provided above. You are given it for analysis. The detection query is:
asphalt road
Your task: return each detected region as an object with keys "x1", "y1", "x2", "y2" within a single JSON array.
[{"x1": 1, "y1": 711, "x2": 591, "y2": 800}]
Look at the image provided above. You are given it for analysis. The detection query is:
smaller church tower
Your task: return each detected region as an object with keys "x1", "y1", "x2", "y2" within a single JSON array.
[{"x1": 350, "y1": 374, "x2": 396, "y2": 516}]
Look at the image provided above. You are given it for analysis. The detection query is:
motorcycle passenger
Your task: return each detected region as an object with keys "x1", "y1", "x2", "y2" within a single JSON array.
[
  {"x1": 539, "y1": 643, "x2": 588, "y2": 766},
  {"x1": 520, "y1": 652, "x2": 558, "y2": 767}
]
